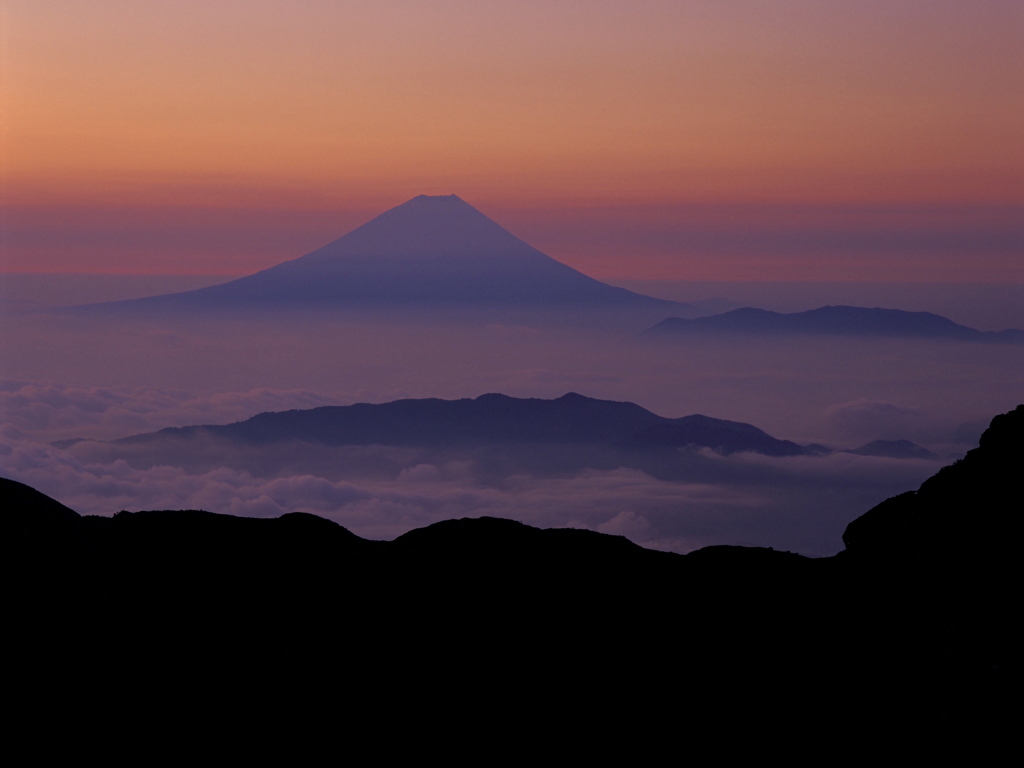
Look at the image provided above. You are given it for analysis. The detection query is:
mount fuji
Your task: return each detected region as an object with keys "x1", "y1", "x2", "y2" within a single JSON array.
[{"x1": 87, "y1": 195, "x2": 683, "y2": 312}]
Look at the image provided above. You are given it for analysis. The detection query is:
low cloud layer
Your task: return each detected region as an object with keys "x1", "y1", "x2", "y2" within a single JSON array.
[
  {"x1": 0, "y1": 378, "x2": 348, "y2": 442},
  {"x1": 0, "y1": 414, "x2": 943, "y2": 556},
  {"x1": 5, "y1": 310, "x2": 1019, "y2": 449},
  {"x1": 2, "y1": 318, "x2": 1012, "y2": 559}
]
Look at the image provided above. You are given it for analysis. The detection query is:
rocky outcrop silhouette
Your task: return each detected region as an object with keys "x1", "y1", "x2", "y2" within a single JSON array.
[{"x1": 2, "y1": 404, "x2": 1019, "y2": 752}]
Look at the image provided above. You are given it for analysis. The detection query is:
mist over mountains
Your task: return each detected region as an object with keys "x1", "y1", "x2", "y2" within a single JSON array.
[
  {"x1": 57, "y1": 194, "x2": 1020, "y2": 353},
  {"x1": 7, "y1": 0, "x2": 1020, "y2": 743},
  {"x1": 3, "y1": 194, "x2": 1020, "y2": 556},
  {"x1": 43, "y1": 391, "x2": 948, "y2": 554}
]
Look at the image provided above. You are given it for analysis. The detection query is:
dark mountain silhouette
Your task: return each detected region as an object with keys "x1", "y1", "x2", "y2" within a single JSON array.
[
  {"x1": 3, "y1": 404, "x2": 1020, "y2": 753},
  {"x1": 643, "y1": 305, "x2": 1024, "y2": 343},
  {"x1": 103, "y1": 391, "x2": 813, "y2": 457},
  {"x1": 81, "y1": 195, "x2": 684, "y2": 311},
  {"x1": 0, "y1": 476, "x2": 79, "y2": 539},
  {"x1": 848, "y1": 439, "x2": 939, "y2": 460}
]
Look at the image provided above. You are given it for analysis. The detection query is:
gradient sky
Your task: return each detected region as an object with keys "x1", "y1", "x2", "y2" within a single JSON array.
[{"x1": 2, "y1": 1, "x2": 1022, "y2": 279}]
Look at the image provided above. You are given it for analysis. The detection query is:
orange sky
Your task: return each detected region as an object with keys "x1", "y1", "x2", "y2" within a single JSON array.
[{"x1": 2, "y1": 1, "x2": 1022, "y2": 279}]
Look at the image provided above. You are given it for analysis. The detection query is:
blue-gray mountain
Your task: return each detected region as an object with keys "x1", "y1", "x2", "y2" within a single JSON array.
[
  {"x1": 82, "y1": 195, "x2": 684, "y2": 311},
  {"x1": 103, "y1": 392, "x2": 812, "y2": 457},
  {"x1": 643, "y1": 305, "x2": 1024, "y2": 343}
]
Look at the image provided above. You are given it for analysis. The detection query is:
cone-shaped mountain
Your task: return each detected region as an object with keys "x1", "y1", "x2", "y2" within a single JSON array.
[{"x1": 101, "y1": 195, "x2": 679, "y2": 309}]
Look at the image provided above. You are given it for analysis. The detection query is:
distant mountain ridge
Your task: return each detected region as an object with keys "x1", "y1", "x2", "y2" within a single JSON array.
[
  {"x1": 848, "y1": 439, "x2": 939, "y2": 460},
  {"x1": 108, "y1": 391, "x2": 812, "y2": 457},
  {"x1": 643, "y1": 305, "x2": 1024, "y2": 343},
  {"x1": 82, "y1": 195, "x2": 684, "y2": 311}
]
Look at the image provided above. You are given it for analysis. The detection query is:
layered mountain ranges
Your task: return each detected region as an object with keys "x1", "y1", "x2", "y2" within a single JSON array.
[{"x1": 60, "y1": 193, "x2": 1019, "y2": 347}]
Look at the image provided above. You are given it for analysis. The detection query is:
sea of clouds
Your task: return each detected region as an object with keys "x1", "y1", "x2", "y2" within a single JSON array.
[
  {"x1": 2, "y1": 301, "x2": 1018, "y2": 556},
  {"x1": 0, "y1": 378, "x2": 949, "y2": 556}
]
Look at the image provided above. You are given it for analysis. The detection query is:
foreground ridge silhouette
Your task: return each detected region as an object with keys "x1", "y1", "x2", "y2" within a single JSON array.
[{"x1": 2, "y1": 404, "x2": 1020, "y2": 753}]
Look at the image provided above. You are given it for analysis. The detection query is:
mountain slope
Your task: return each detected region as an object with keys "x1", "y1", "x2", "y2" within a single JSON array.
[{"x1": 85, "y1": 195, "x2": 682, "y2": 310}]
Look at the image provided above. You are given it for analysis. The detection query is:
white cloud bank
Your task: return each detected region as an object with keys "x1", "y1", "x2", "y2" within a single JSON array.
[{"x1": 0, "y1": 422, "x2": 943, "y2": 556}]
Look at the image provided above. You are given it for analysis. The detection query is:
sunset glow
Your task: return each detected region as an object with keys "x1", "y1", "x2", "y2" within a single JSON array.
[{"x1": 2, "y1": 1, "x2": 1022, "y2": 278}]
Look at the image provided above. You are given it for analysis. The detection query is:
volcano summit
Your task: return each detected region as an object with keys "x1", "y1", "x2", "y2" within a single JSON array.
[{"x1": 90, "y1": 195, "x2": 680, "y2": 311}]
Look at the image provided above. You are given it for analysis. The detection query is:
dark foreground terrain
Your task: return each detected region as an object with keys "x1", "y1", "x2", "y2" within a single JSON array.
[{"x1": 3, "y1": 405, "x2": 1020, "y2": 754}]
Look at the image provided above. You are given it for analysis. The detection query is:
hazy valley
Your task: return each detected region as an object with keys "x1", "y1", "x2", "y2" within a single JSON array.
[{"x1": 2, "y1": 197, "x2": 1019, "y2": 556}]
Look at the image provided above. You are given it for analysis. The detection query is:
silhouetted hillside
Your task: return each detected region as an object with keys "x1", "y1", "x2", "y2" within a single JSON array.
[
  {"x1": 107, "y1": 391, "x2": 815, "y2": 456},
  {"x1": 3, "y1": 404, "x2": 1019, "y2": 752},
  {"x1": 644, "y1": 305, "x2": 1024, "y2": 343}
]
